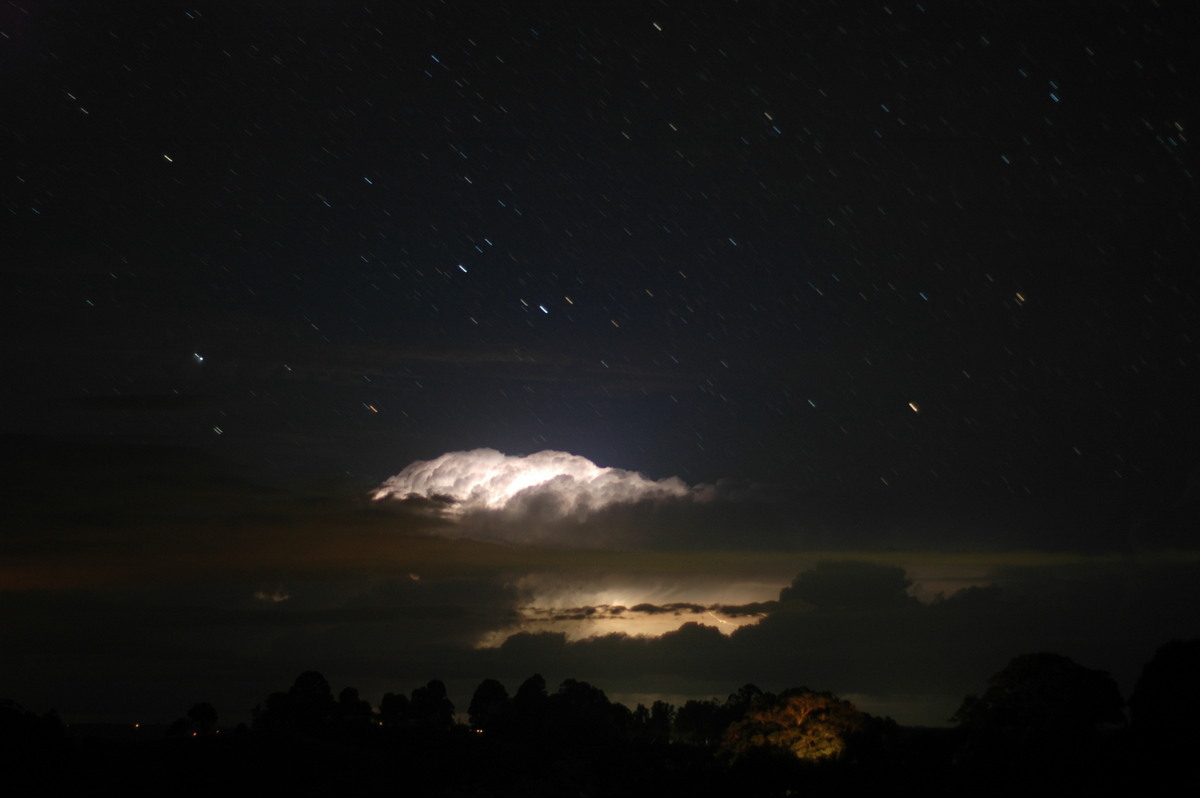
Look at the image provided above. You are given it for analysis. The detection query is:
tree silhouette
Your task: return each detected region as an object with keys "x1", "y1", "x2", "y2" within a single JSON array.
[
  {"x1": 953, "y1": 652, "x2": 1125, "y2": 775},
  {"x1": 1127, "y1": 639, "x2": 1200, "y2": 790},
  {"x1": 954, "y1": 653, "x2": 1125, "y2": 734},
  {"x1": 468, "y1": 678, "x2": 510, "y2": 732},
  {"x1": 1129, "y1": 638, "x2": 1200, "y2": 738},
  {"x1": 511, "y1": 673, "x2": 550, "y2": 736},
  {"x1": 409, "y1": 679, "x2": 455, "y2": 732},
  {"x1": 336, "y1": 686, "x2": 373, "y2": 727},
  {"x1": 674, "y1": 698, "x2": 726, "y2": 746},
  {"x1": 288, "y1": 671, "x2": 336, "y2": 722},
  {"x1": 514, "y1": 673, "x2": 548, "y2": 708},
  {"x1": 253, "y1": 671, "x2": 337, "y2": 735},
  {"x1": 378, "y1": 691, "x2": 411, "y2": 728},
  {"x1": 550, "y1": 679, "x2": 622, "y2": 743},
  {"x1": 631, "y1": 700, "x2": 675, "y2": 744},
  {"x1": 187, "y1": 701, "x2": 218, "y2": 735},
  {"x1": 649, "y1": 700, "x2": 675, "y2": 741},
  {"x1": 725, "y1": 684, "x2": 768, "y2": 716},
  {"x1": 1, "y1": 700, "x2": 64, "y2": 752}
]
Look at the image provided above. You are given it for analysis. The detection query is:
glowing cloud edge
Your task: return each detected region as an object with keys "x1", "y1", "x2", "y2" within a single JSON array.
[{"x1": 372, "y1": 448, "x2": 703, "y2": 518}]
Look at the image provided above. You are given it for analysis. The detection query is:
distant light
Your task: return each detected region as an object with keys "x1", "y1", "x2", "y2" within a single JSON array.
[{"x1": 908, "y1": 402, "x2": 921, "y2": 414}]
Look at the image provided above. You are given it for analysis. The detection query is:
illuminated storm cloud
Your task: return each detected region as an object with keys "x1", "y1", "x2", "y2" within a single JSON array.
[{"x1": 372, "y1": 448, "x2": 701, "y2": 520}]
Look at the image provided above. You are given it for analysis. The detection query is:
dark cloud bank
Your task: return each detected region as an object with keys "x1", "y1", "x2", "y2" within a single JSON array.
[
  {"x1": 5, "y1": 537, "x2": 1197, "y2": 727},
  {"x1": 473, "y1": 559, "x2": 1200, "y2": 725}
]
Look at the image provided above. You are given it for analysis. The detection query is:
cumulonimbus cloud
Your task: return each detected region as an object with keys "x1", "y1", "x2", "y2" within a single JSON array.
[{"x1": 372, "y1": 449, "x2": 706, "y2": 523}]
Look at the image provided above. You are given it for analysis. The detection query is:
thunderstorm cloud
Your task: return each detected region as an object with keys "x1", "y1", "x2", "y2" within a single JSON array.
[{"x1": 373, "y1": 449, "x2": 707, "y2": 531}]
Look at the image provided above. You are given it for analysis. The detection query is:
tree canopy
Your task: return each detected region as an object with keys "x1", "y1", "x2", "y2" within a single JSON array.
[
  {"x1": 719, "y1": 688, "x2": 879, "y2": 763},
  {"x1": 952, "y1": 652, "x2": 1125, "y2": 775},
  {"x1": 1129, "y1": 638, "x2": 1200, "y2": 737}
]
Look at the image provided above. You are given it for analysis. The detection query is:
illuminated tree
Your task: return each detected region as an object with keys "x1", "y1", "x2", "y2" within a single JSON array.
[{"x1": 719, "y1": 689, "x2": 870, "y2": 763}]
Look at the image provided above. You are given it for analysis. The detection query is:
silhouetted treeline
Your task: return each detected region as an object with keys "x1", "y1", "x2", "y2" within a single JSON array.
[{"x1": 5, "y1": 639, "x2": 1198, "y2": 796}]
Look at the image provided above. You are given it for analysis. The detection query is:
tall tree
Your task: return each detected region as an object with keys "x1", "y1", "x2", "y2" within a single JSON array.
[
  {"x1": 187, "y1": 701, "x2": 218, "y2": 735},
  {"x1": 253, "y1": 671, "x2": 337, "y2": 734},
  {"x1": 953, "y1": 652, "x2": 1125, "y2": 774},
  {"x1": 674, "y1": 699, "x2": 726, "y2": 746},
  {"x1": 1129, "y1": 638, "x2": 1200, "y2": 737},
  {"x1": 378, "y1": 692, "x2": 411, "y2": 728},
  {"x1": 410, "y1": 679, "x2": 455, "y2": 732},
  {"x1": 468, "y1": 678, "x2": 510, "y2": 732},
  {"x1": 511, "y1": 673, "x2": 550, "y2": 736},
  {"x1": 336, "y1": 686, "x2": 373, "y2": 727}
]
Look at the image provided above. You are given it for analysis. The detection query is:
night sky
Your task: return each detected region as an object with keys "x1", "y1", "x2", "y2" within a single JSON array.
[{"x1": 3, "y1": 1, "x2": 1197, "y2": 727}]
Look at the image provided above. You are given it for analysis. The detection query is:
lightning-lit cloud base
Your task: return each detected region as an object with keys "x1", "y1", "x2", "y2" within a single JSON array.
[{"x1": 475, "y1": 573, "x2": 779, "y2": 647}]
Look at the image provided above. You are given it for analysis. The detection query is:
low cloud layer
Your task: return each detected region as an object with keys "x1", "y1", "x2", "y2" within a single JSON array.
[
  {"x1": 373, "y1": 449, "x2": 708, "y2": 532},
  {"x1": 471, "y1": 559, "x2": 1200, "y2": 725}
]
